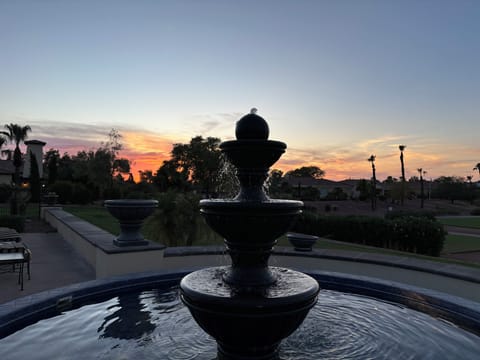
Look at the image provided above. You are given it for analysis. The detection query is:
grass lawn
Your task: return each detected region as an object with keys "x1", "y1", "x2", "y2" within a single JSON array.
[
  {"x1": 442, "y1": 234, "x2": 480, "y2": 253},
  {"x1": 308, "y1": 236, "x2": 480, "y2": 269},
  {"x1": 438, "y1": 216, "x2": 480, "y2": 229},
  {"x1": 65, "y1": 205, "x2": 120, "y2": 235},
  {"x1": 63, "y1": 205, "x2": 480, "y2": 269}
]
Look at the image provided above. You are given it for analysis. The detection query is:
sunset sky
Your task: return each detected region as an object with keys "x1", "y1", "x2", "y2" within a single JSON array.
[{"x1": 1, "y1": 0, "x2": 479, "y2": 182}]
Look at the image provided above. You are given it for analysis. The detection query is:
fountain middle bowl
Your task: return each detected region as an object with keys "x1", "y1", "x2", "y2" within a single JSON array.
[{"x1": 200, "y1": 199, "x2": 303, "y2": 244}]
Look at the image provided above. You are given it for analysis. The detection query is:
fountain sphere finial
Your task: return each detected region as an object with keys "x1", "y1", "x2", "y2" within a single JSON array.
[{"x1": 235, "y1": 108, "x2": 269, "y2": 140}]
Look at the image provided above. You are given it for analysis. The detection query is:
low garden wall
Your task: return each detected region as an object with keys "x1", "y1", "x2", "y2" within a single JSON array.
[
  {"x1": 41, "y1": 207, "x2": 165, "y2": 278},
  {"x1": 40, "y1": 208, "x2": 480, "y2": 303}
]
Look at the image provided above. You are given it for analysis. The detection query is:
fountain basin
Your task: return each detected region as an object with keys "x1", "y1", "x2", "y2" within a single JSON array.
[{"x1": 1, "y1": 269, "x2": 479, "y2": 359}]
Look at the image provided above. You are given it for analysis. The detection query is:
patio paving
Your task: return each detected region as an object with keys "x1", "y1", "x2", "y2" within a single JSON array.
[{"x1": 0, "y1": 232, "x2": 95, "y2": 305}]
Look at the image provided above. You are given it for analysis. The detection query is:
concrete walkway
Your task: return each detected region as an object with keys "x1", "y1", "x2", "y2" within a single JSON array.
[{"x1": 0, "y1": 232, "x2": 95, "y2": 305}]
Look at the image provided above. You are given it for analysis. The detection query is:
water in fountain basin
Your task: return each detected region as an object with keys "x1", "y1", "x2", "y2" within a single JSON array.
[{"x1": 1, "y1": 286, "x2": 479, "y2": 360}]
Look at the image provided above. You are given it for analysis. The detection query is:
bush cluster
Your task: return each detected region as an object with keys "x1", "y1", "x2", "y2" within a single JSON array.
[
  {"x1": 0, "y1": 185, "x2": 13, "y2": 203},
  {"x1": 144, "y1": 191, "x2": 204, "y2": 247},
  {"x1": 385, "y1": 209, "x2": 436, "y2": 221},
  {"x1": 292, "y1": 212, "x2": 446, "y2": 256},
  {"x1": 470, "y1": 208, "x2": 480, "y2": 216},
  {"x1": 49, "y1": 181, "x2": 93, "y2": 205}
]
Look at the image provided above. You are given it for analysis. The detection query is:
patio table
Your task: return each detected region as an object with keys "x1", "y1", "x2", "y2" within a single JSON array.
[{"x1": 0, "y1": 252, "x2": 26, "y2": 290}]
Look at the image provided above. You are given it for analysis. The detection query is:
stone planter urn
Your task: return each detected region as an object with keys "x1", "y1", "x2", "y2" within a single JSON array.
[
  {"x1": 104, "y1": 199, "x2": 158, "y2": 247},
  {"x1": 287, "y1": 232, "x2": 319, "y2": 251},
  {"x1": 44, "y1": 192, "x2": 59, "y2": 206}
]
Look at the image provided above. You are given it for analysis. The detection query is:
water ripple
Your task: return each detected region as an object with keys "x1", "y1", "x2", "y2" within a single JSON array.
[{"x1": 1, "y1": 287, "x2": 479, "y2": 360}]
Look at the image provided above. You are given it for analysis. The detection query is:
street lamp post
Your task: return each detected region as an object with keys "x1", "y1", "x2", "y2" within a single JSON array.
[
  {"x1": 368, "y1": 155, "x2": 377, "y2": 211},
  {"x1": 399, "y1": 145, "x2": 407, "y2": 206}
]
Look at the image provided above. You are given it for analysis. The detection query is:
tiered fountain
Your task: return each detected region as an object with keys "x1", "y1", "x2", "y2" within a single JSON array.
[{"x1": 180, "y1": 109, "x2": 320, "y2": 359}]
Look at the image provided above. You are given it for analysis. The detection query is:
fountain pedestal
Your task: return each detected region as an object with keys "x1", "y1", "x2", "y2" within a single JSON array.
[{"x1": 180, "y1": 110, "x2": 319, "y2": 359}]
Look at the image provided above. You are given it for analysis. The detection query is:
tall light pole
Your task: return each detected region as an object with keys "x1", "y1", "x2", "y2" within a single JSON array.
[
  {"x1": 399, "y1": 145, "x2": 407, "y2": 206},
  {"x1": 417, "y1": 168, "x2": 425, "y2": 209},
  {"x1": 368, "y1": 155, "x2": 377, "y2": 211}
]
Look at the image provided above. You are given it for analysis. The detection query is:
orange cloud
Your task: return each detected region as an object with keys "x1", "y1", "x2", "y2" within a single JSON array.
[
  {"x1": 121, "y1": 130, "x2": 177, "y2": 181},
  {"x1": 22, "y1": 118, "x2": 480, "y2": 183}
]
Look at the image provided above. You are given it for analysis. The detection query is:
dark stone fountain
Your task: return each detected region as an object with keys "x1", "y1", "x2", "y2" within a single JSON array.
[{"x1": 180, "y1": 109, "x2": 319, "y2": 359}]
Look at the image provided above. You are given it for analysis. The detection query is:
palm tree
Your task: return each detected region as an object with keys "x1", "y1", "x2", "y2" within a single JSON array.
[
  {"x1": 473, "y1": 163, "x2": 480, "y2": 178},
  {"x1": 1, "y1": 123, "x2": 32, "y2": 214},
  {"x1": 417, "y1": 168, "x2": 425, "y2": 208},
  {"x1": 367, "y1": 155, "x2": 377, "y2": 211},
  {"x1": 399, "y1": 145, "x2": 407, "y2": 205}
]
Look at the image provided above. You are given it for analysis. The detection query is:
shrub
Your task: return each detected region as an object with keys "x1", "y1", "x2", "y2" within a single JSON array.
[
  {"x1": 144, "y1": 191, "x2": 201, "y2": 247},
  {"x1": 0, "y1": 184, "x2": 13, "y2": 203},
  {"x1": 125, "y1": 191, "x2": 151, "y2": 199},
  {"x1": 103, "y1": 186, "x2": 122, "y2": 200},
  {"x1": 49, "y1": 181, "x2": 74, "y2": 204},
  {"x1": 126, "y1": 182, "x2": 157, "y2": 199},
  {"x1": 385, "y1": 210, "x2": 436, "y2": 221},
  {"x1": 291, "y1": 211, "x2": 329, "y2": 237},
  {"x1": 0, "y1": 215, "x2": 25, "y2": 232},
  {"x1": 71, "y1": 183, "x2": 92, "y2": 205},
  {"x1": 390, "y1": 217, "x2": 445, "y2": 256},
  {"x1": 470, "y1": 208, "x2": 480, "y2": 216},
  {"x1": 292, "y1": 212, "x2": 445, "y2": 256}
]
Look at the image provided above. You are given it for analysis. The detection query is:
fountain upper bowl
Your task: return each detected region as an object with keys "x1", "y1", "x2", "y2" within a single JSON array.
[{"x1": 220, "y1": 140, "x2": 286, "y2": 169}]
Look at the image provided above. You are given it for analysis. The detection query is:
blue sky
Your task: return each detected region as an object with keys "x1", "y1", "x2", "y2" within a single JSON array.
[{"x1": 1, "y1": 0, "x2": 479, "y2": 180}]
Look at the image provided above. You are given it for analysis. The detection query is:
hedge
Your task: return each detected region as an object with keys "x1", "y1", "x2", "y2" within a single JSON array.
[{"x1": 291, "y1": 212, "x2": 445, "y2": 256}]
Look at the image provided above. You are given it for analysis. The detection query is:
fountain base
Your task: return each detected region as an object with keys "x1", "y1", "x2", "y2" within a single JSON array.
[{"x1": 180, "y1": 266, "x2": 319, "y2": 359}]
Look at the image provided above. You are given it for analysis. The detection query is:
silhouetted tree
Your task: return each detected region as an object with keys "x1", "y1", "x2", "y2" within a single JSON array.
[
  {"x1": 138, "y1": 170, "x2": 155, "y2": 184},
  {"x1": 168, "y1": 136, "x2": 222, "y2": 196},
  {"x1": 356, "y1": 179, "x2": 370, "y2": 201},
  {"x1": 44, "y1": 148, "x2": 60, "y2": 185},
  {"x1": 266, "y1": 169, "x2": 285, "y2": 196},
  {"x1": 473, "y1": 163, "x2": 480, "y2": 178},
  {"x1": 1, "y1": 123, "x2": 32, "y2": 214},
  {"x1": 433, "y1": 176, "x2": 470, "y2": 203},
  {"x1": 286, "y1": 166, "x2": 325, "y2": 179},
  {"x1": 154, "y1": 159, "x2": 189, "y2": 192}
]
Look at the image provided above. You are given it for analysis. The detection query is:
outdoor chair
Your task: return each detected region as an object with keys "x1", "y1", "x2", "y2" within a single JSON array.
[
  {"x1": 0, "y1": 240, "x2": 31, "y2": 290},
  {"x1": 0, "y1": 227, "x2": 21, "y2": 242}
]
